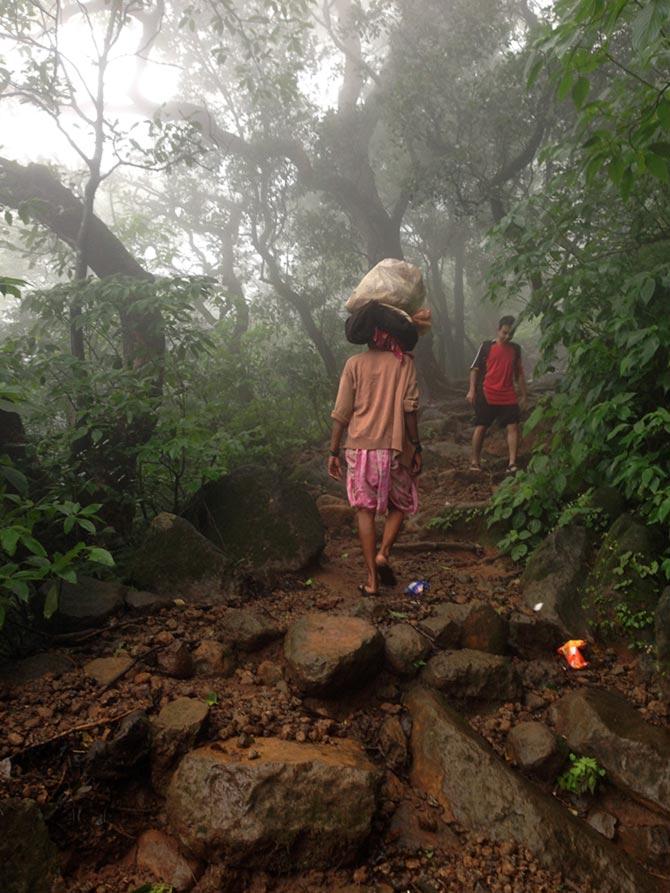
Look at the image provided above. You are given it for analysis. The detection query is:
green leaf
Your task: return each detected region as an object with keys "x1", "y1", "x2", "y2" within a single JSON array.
[
  {"x1": 650, "y1": 142, "x2": 670, "y2": 158},
  {"x1": 87, "y1": 547, "x2": 115, "y2": 567},
  {"x1": 556, "y1": 70, "x2": 574, "y2": 102},
  {"x1": 0, "y1": 464, "x2": 28, "y2": 495},
  {"x1": 77, "y1": 518, "x2": 96, "y2": 534},
  {"x1": 4, "y1": 209, "x2": 12, "y2": 226},
  {"x1": 43, "y1": 584, "x2": 59, "y2": 619},
  {"x1": 20, "y1": 535, "x2": 47, "y2": 558},
  {"x1": 658, "y1": 101, "x2": 670, "y2": 130},
  {"x1": 572, "y1": 77, "x2": 589, "y2": 109},
  {"x1": 646, "y1": 153, "x2": 670, "y2": 183},
  {"x1": 0, "y1": 528, "x2": 21, "y2": 556}
]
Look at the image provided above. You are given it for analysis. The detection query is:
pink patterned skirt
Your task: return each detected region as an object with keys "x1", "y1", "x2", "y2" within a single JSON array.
[{"x1": 345, "y1": 449, "x2": 418, "y2": 515}]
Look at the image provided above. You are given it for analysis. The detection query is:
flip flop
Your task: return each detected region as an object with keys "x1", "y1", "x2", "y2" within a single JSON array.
[
  {"x1": 505, "y1": 465, "x2": 519, "y2": 474},
  {"x1": 469, "y1": 464, "x2": 483, "y2": 472},
  {"x1": 357, "y1": 583, "x2": 379, "y2": 597},
  {"x1": 375, "y1": 561, "x2": 397, "y2": 587}
]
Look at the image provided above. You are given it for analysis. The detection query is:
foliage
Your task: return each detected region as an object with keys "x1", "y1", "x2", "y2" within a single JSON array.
[
  {"x1": 2, "y1": 275, "x2": 333, "y2": 525},
  {"x1": 0, "y1": 456, "x2": 114, "y2": 628},
  {"x1": 557, "y1": 753, "x2": 606, "y2": 796},
  {"x1": 486, "y1": 0, "x2": 670, "y2": 561},
  {"x1": 587, "y1": 549, "x2": 658, "y2": 649}
]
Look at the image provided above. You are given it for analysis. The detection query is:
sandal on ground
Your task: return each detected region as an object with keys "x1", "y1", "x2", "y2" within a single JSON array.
[
  {"x1": 375, "y1": 560, "x2": 397, "y2": 587},
  {"x1": 357, "y1": 583, "x2": 379, "y2": 597},
  {"x1": 505, "y1": 464, "x2": 519, "y2": 474},
  {"x1": 469, "y1": 463, "x2": 483, "y2": 472}
]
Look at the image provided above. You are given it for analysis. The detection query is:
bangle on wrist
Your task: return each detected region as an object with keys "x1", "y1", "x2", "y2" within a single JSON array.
[
  {"x1": 412, "y1": 443, "x2": 422, "y2": 453},
  {"x1": 329, "y1": 449, "x2": 340, "y2": 457}
]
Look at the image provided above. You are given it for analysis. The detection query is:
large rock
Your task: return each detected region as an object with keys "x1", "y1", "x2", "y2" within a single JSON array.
[
  {"x1": 417, "y1": 602, "x2": 469, "y2": 648},
  {"x1": 0, "y1": 799, "x2": 61, "y2": 893},
  {"x1": 585, "y1": 514, "x2": 660, "y2": 637},
  {"x1": 166, "y1": 739, "x2": 379, "y2": 870},
  {"x1": 151, "y1": 697, "x2": 209, "y2": 792},
  {"x1": 129, "y1": 512, "x2": 231, "y2": 599},
  {"x1": 133, "y1": 829, "x2": 201, "y2": 893},
  {"x1": 284, "y1": 613, "x2": 384, "y2": 696},
  {"x1": 86, "y1": 710, "x2": 152, "y2": 780},
  {"x1": 508, "y1": 611, "x2": 567, "y2": 658},
  {"x1": 552, "y1": 688, "x2": 670, "y2": 816},
  {"x1": 384, "y1": 623, "x2": 431, "y2": 676},
  {"x1": 421, "y1": 649, "x2": 521, "y2": 701},
  {"x1": 183, "y1": 465, "x2": 324, "y2": 578},
  {"x1": 43, "y1": 576, "x2": 125, "y2": 632},
  {"x1": 84, "y1": 655, "x2": 133, "y2": 686},
  {"x1": 461, "y1": 603, "x2": 508, "y2": 654},
  {"x1": 505, "y1": 721, "x2": 566, "y2": 780},
  {"x1": 406, "y1": 685, "x2": 660, "y2": 892},
  {"x1": 219, "y1": 609, "x2": 283, "y2": 652},
  {"x1": 522, "y1": 523, "x2": 591, "y2": 636},
  {"x1": 315, "y1": 494, "x2": 355, "y2": 530},
  {"x1": 0, "y1": 651, "x2": 73, "y2": 686}
]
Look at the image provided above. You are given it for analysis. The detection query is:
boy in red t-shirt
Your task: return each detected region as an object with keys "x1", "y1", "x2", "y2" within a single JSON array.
[{"x1": 466, "y1": 315, "x2": 527, "y2": 473}]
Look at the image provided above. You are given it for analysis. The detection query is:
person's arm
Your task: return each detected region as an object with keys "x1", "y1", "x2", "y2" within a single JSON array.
[
  {"x1": 328, "y1": 362, "x2": 354, "y2": 481},
  {"x1": 328, "y1": 419, "x2": 346, "y2": 480},
  {"x1": 467, "y1": 367, "x2": 478, "y2": 405},
  {"x1": 467, "y1": 342, "x2": 486, "y2": 405},
  {"x1": 516, "y1": 358, "x2": 528, "y2": 410},
  {"x1": 405, "y1": 410, "x2": 422, "y2": 476}
]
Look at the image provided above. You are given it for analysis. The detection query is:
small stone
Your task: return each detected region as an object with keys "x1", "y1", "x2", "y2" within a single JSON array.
[
  {"x1": 157, "y1": 642, "x2": 195, "y2": 679},
  {"x1": 257, "y1": 661, "x2": 283, "y2": 685},
  {"x1": 84, "y1": 656, "x2": 133, "y2": 687}
]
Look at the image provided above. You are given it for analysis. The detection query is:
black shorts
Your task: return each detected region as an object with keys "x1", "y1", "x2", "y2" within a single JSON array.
[{"x1": 474, "y1": 397, "x2": 520, "y2": 429}]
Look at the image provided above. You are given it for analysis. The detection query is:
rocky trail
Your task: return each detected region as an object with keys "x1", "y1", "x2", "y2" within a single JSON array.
[{"x1": 3, "y1": 389, "x2": 670, "y2": 893}]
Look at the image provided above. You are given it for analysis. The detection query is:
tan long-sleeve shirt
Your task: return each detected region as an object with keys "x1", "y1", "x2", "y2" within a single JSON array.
[{"x1": 331, "y1": 349, "x2": 420, "y2": 465}]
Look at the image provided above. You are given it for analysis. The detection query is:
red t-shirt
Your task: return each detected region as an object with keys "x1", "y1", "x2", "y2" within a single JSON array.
[{"x1": 482, "y1": 342, "x2": 522, "y2": 405}]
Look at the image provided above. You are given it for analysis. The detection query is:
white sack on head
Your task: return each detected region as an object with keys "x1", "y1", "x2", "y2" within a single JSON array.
[{"x1": 345, "y1": 258, "x2": 426, "y2": 316}]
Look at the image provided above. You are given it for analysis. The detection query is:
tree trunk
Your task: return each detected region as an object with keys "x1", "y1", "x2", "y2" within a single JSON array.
[{"x1": 452, "y1": 237, "x2": 466, "y2": 377}]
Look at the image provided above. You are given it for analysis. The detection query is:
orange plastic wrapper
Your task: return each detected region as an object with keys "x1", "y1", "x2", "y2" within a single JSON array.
[{"x1": 557, "y1": 639, "x2": 588, "y2": 669}]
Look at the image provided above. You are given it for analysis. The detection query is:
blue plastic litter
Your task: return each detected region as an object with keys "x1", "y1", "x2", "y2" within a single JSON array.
[{"x1": 405, "y1": 579, "x2": 430, "y2": 596}]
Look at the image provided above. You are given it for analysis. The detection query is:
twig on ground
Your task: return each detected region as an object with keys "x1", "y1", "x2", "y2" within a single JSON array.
[
  {"x1": 99, "y1": 643, "x2": 167, "y2": 693},
  {"x1": 13, "y1": 707, "x2": 139, "y2": 757},
  {"x1": 394, "y1": 540, "x2": 484, "y2": 555}
]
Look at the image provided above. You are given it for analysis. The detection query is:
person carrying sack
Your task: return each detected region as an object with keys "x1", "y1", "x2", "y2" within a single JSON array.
[{"x1": 328, "y1": 260, "x2": 426, "y2": 596}]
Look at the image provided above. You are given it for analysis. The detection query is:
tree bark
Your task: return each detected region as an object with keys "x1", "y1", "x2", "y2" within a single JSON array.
[
  {"x1": 0, "y1": 157, "x2": 164, "y2": 367},
  {"x1": 452, "y1": 237, "x2": 466, "y2": 377}
]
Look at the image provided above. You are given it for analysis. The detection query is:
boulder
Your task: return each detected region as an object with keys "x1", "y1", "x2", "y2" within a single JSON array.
[
  {"x1": 125, "y1": 588, "x2": 173, "y2": 613},
  {"x1": 505, "y1": 721, "x2": 566, "y2": 779},
  {"x1": 384, "y1": 623, "x2": 431, "y2": 676},
  {"x1": 219, "y1": 609, "x2": 283, "y2": 652},
  {"x1": 0, "y1": 799, "x2": 60, "y2": 893},
  {"x1": 417, "y1": 602, "x2": 469, "y2": 648},
  {"x1": 585, "y1": 513, "x2": 660, "y2": 637},
  {"x1": 43, "y1": 576, "x2": 125, "y2": 632},
  {"x1": 421, "y1": 649, "x2": 521, "y2": 701},
  {"x1": 316, "y1": 494, "x2": 355, "y2": 529},
  {"x1": 378, "y1": 715, "x2": 408, "y2": 772},
  {"x1": 183, "y1": 466, "x2": 324, "y2": 578},
  {"x1": 193, "y1": 640, "x2": 236, "y2": 677},
  {"x1": 84, "y1": 655, "x2": 133, "y2": 686},
  {"x1": 0, "y1": 651, "x2": 73, "y2": 687},
  {"x1": 552, "y1": 688, "x2": 670, "y2": 816},
  {"x1": 284, "y1": 613, "x2": 384, "y2": 696},
  {"x1": 167, "y1": 739, "x2": 379, "y2": 870},
  {"x1": 522, "y1": 523, "x2": 591, "y2": 636},
  {"x1": 406, "y1": 685, "x2": 660, "y2": 892},
  {"x1": 151, "y1": 697, "x2": 209, "y2": 793},
  {"x1": 461, "y1": 603, "x2": 508, "y2": 654},
  {"x1": 86, "y1": 710, "x2": 152, "y2": 780},
  {"x1": 129, "y1": 512, "x2": 231, "y2": 600},
  {"x1": 134, "y1": 829, "x2": 201, "y2": 892},
  {"x1": 157, "y1": 641, "x2": 195, "y2": 679},
  {"x1": 508, "y1": 612, "x2": 567, "y2": 658},
  {"x1": 584, "y1": 486, "x2": 626, "y2": 523}
]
